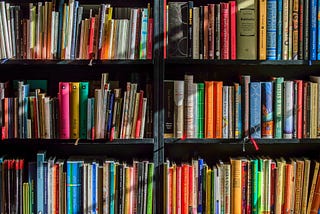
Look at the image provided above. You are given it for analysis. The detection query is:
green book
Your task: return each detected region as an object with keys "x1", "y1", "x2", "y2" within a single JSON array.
[
  {"x1": 79, "y1": 82, "x2": 89, "y2": 139},
  {"x1": 251, "y1": 159, "x2": 259, "y2": 214},
  {"x1": 197, "y1": 83, "x2": 205, "y2": 138},
  {"x1": 147, "y1": 162, "x2": 154, "y2": 214},
  {"x1": 273, "y1": 77, "x2": 284, "y2": 138}
]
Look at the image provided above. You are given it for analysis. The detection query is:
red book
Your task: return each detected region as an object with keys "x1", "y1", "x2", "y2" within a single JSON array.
[
  {"x1": 241, "y1": 160, "x2": 247, "y2": 214},
  {"x1": 168, "y1": 167, "x2": 173, "y2": 214},
  {"x1": 229, "y1": 1, "x2": 236, "y2": 60},
  {"x1": 176, "y1": 166, "x2": 182, "y2": 214},
  {"x1": 3, "y1": 98, "x2": 8, "y2": 139},
  {"x1": 147, "y1": 18, "x2": 153, "y2": 59},
  {"x1": 135, "y1": 90, "x2": 144, "y2": 138},
  {"x1": 181, "y1": 164, "x2": 189, "y2": 214},
  {"x1": 220, "y1": 2, "x2": 230, "y2": 59},
  {"x1": 295, "y1": 80, "x2": 303, "y2": 139},
  {"x1": 88, "y1": 17, "x2": 96, "y2": 59},
  {"x1": 270, "y1": 162, "x2": 276, "y2": 214},
  {"x1": 59, "y1": 82, "x2": 70, "y2": 139}
]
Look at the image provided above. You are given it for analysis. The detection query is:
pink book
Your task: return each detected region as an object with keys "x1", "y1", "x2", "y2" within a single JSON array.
[
  {"x1": 230, "y1": 1, "x2": 237, "y2": 60},
  {"x1": 59, "y1": 82, "x2": 70, "y2": 139},
  {"x1": 135, "y1": 90, "x2": 144, "y2": 138},
  {"x1": 220, "y1": 2, "x2": 230, "y2": 59}
]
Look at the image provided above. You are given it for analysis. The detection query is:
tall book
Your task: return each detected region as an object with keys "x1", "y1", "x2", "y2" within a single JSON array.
[
  {"x1": 174, "y1": 81, "x2": 184, "y2": 138},
  {"x1": 241, "y1": 75, "x2": 251, "y2": 138},
  {"x1": 310, "y1": 0, "x2": 317, "y2": 60},
  {"x1": 168, "y1": 2, "x2": 188, "y2": 58},
  {"x1": 197, "y1": 83, "x2": 204, "y2": 138},
  {"x1": 273, "y1": 77, "x2": 284, "y2": 138},
  {"x1": 236, "y1": 0, "x2": 258, "y2": 59},
  {"x1": 259, "y1": 0, "x2": 267, "y2": 60},
  {"x1": 37, "y1": 151, "x2": 46, "y2": 214},
  {"x1": 184, "y1": 75, "x2": 194, "y2": 138},
  {"x1": 79, "y1": 82, "x2": 89, "y2": 139},
  {"x1": 276, "y1": 0, "x2": 283, "y2": 59},
  {"x1": 205, "y1": 81, "x2": 214, "y2": 138},
  {"x1": 192, "y1": 7, "x2": 200, "y2": 59},
  {"x1": 220, "y1": 2, "x2": 230, "y2": 59},
  {"x1": 59, "y1": 82, "x2": 70, "y2": 139},
  {"x1": 282, "y1": 0, "x2": 289, "y2": 59},
  {"x1": 234, "y1": 83, "x2": 242, "y2": 139},
  {"x1": 250, "y1": 82, "x2": 261, "y2": 138},
  {"x1": 292, "y1": 0, "x2": 299, "y2": 60}
]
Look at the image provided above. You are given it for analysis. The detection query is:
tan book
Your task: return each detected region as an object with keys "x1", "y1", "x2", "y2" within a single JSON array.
[
  {"x1": 307, "y1": 161, "x2": 320, "y2": 214},
  {"x1": 43, "y1": 2, "x2": 48, "y2": 59},
  {"x1": 61, "y1": 3, "x2": 68, "y2": 59},
  {"x1": 294, "y1": 159, "x2": 304, "y2": 214},
  {"x1": 236, "y1": 0, "x2": 258, "y2": 59},
  {"x1": 174, "y1": 80, "x2": 184, "y2": 138},
  {"x1": 259, "y1": 0, "x2": 267, "y2": 60},
  {"x1": 310, "y1": 83, "x2": 318, "y2": 138},
  {"x1": 301, "y1": 158, "x2": 311, "y2": 214},
  {"x1": 292, "y1": 0, "x2": 299, "y2": 60},
  {"x1": 275, "y1": 158, "x2": 286, "y2": 214},
  {"x1": 288, "y1": 0, "x2": 293, "y2": 59},
  {"x1": 47, "y1": 2, "x2": 53, "y2": 59},
  {"x1": 310, "y1": 76, "x2": 320, "y2": 138}
]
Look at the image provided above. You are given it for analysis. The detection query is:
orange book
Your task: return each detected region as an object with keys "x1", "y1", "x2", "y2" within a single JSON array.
[
  {"x1": 205, "y1": 81, "x2": 214, "y2": 138},
  {"x1": 259, "y1": 0, "x2": 267, "y2": 60},
  {"x1": 213, "y1": 81, "x2": 223, "y2": 138},
  {"x1": 3, "y1": 97, "x2": 8, "y2": 139},
  {"x1": 181, "y1": 164, "x2": 189, "y2": 214},
  {"x1": 231, "y1": 158, "x2": 242, "y2": 213},
  {"x1": 284, "y1": 163, "x2": 293, "y2": 214},
  {"x1": 88, "y1": 17, "x2": 96, "y2": 59}
]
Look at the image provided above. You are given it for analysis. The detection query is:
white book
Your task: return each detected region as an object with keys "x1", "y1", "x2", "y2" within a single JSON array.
[
  {"x1": 184, "y1": 74, "x2": 194, "y2": 138},
  {"x1": 283, "y1": 81, "x2": 294, "y2": 138},
  {"x1": 222, "y1": 86, "x2": 229, "y2": 138},
  {"x1": 36, "y1": 2, "x2": 42, "y2": 59},
  {"x1": 5, "y1": 3, "x2": 12, "y2": 58},
  {"x1": 65, "y1": 0, "x2": 74, "y2": 59},
  {"x1": 0, "y1": 2, "x2": 11, "y2": 58},
  {"x1": 174, "y1": 80, "x2": 184, "y2": 138},
  {"x1": 117, "y1": 19, "x2": 129, "y2": 59}
]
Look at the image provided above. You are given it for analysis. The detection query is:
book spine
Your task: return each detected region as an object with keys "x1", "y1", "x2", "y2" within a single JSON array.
[
  {"x1": 295, "y1": 80, "x2": 303, "y2": 139},
  {"x1": 234, "y1": 83, "x2": 242, "y2": 139},
  {"x1": 318, "y1": 1, "x2": 320, "y2": 59},
  {"x1": 213, "y1": 81, "x2": 223, "y2": 138},
  {"x1": 214, "y1": 4, "x2": 220, "y2": 59},
  {"x1": 220, "y1": 2, "x2": 230, "y2": 59},
  {"x1": 228, "y1": 86, "x2": 234, "y2": 138},
  {"x1": 37, "y1": 152, "x2": 46, "y2": 214},
  {"x1": 59, "y1": 82, "x2": 70, "y2": 139},
  {"x1": 174, "y1": 81, "x2": 184, "y2": 138},
  {"x1": 222, "y1": 86, "x2": 229, "y2": 138},
  {"x1": 188, "y1": 1, "x2": 193, "y2": 58},
  {"x1": 208, "y1": 4, "x2": 215, "y2": 59},
  {"x1": 192, "y1": 7, "x2": 200, "y2": 59},
  {"x1": 261, "y1": 82, "x2": 273, "y2": 138},
  {"x1": 298, "y1": 0, "x2": 304, "y2": 59},
  {"x1": 147, "y1": 17, "x2": 153, "y2": 60},
  {"x1": 241, "y1": 75, "x2": 251, "y2": 138},
  {"x1": 292, "y1": 0, "x2": 299, "y2": 60},
  {"x1": 267, "y1": 0, "x2": 277, "y2": 60},
  {"x1": 230, "y1": 1, "x2": 237, "y2": 60},
  {"x1": 199, "y1": 6, "x2": 204, "y2": 59},
  {"x1": 310, "y1": 0, "x2": 317, "y2": 60},
  {"x1": 184, "y1": 75, "x2": 194, "y2": 138},
  {"x1": 273, "y1": 77, "x2": 283, "y2": 138},
  {"x1": 250, "y1": 82, "x2": 261, "y2": 138},
  {"x1": 282, "y1": 0, "x2": 289, "y2": 59},
  {"x1": 205, "y1": 81, "x2": 214, "y2": 138},
  {"x1": 79, "y1": 82, "x2": 89, "y2": 139},
  {"x1": 197, "y1": 83, "x2": 204, "y2": 138},
  {"x1": 70, "y1": 82, "x2": 79, "y2": 139},
  {"x1": 139, "y1": 8, "x2": 148, "y2": 59},
  {"x1": 283, "y1": 81, "x2": 294, "y2": 139},
  {"x1": 303, "y1": 0, "x2": 309, "y2": 60},
  {"x1": 276, "y1": 0, "x2": 283, "y2": 59}
]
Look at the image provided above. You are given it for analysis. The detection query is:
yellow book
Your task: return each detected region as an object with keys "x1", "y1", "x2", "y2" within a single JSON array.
[
  {"x1": 107, "y1": 7, "x2": 113, "y2": 21},
  {"x1": 124, "y1": 166, "x2": 131, "y2": 214},
  {"x1": 30, "y1": 4, "x2": 36, "y2": 59},
  {"x1": 231, "y1": 158, "x2": 242, "y2": 214},
  {"x1": 70, "y1": 82, "x2": 80, "y2": 139},
  {"x1": 301, "y1": 159, "x2": 311, "y2": 214},
  {"x1": 206, "y1": 168, "x2": 212, "y2": 214},
  {"x1": 259, "y1": 0, "x2": 267, "y2": 60},
  {"x1": 23, "y1": 182, "x2": 29, "y2": 214}
]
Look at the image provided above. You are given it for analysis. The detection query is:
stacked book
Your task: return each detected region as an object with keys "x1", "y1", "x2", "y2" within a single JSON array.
[
  {"x1": 0, "y1": 1, "x2": 153, "y2": 60},
  {"x1": 165, "y1": 74, "x2": 320, "y2": 139}
]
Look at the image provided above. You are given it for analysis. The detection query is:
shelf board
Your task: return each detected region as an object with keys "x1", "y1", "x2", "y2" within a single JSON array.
[
  {"x1": 165, "y1": 59, "x2": 309, "y2": 65},
  {"x1": 0, "y1": 59, "x2": 153, "y2": 66},
  {"x1": 0, "y1": 138, "x2": 154, "y2": 144}
]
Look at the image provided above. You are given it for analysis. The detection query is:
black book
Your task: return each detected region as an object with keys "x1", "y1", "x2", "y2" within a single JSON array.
[
  {"x1": 199, "y1": 6, "x2": 204, "y2": 59},
  {"x1": 168, "y1": 2, "x2": 188, "y2": 58},
  {"x1": 188, "y1": 1, "x2": 193, "y2": 58}
]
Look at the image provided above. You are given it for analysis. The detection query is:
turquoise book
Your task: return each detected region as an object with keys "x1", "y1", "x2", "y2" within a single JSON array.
[
  {"x1": 37, "y1": 151, "x2": 46, "y2": 214},
  {"x1": 273, "y1": 77, "x2": 284, "y2": 138},
  {"x1": 67, "y1": 160, "x2": 83, "y2": 214},
  {"x1": 266, "y1": 0, "x2": 277, "y2": 60},
  {"x1": 79, "y1": 82, "x2": 89, "y2": 139}
]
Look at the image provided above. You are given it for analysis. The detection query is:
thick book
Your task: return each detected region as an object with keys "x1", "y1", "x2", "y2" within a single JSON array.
[
  {"x1": 59, "y1": 82, "x2": 70, "y2": 139},
  {"x1": 174, "y1": 81, "x2": 184, "y2": 138},
  {"x1": 164, "y1": 80, "x2": 174, "y2": 138},
  {"x1": 168, "y1": 2, "x2": 188, "y2": 58},
  {"x1": 192, "y1": 7, "x2": 200, "y2": 59},
  {"x1": 67, "y1": 159, "x2": 83, "y2": 214},
  {"x1": 205, "y1": 81, "x2": 214, "y2": 138},
  {"x1": 184, "y1": 74, "x2": 194, "y2": 138},
  {"x1": 250, "y1": 82, "x2": 261, "y2": 138},
  {"x1": 37, "y1": 152, "x2": 46, "y2": 214},
  {"x1": 236, "y1": 0, "x2": 258, "y2": 59}
]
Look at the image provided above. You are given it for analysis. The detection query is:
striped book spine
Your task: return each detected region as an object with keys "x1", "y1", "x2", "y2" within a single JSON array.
[{"x1": 250, "y1": 82, "x2": 261, "y2": 138}]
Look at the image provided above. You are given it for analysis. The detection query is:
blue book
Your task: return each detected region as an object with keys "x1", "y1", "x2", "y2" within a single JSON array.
[
  {"x1": 283, "y1": 81, "x2": 294, "y2": 138},
  {"x1": 250, "y1": 82, "x2": 261, "y2": 138},
  {"x1": 318, "y1": 0, "x2": 320, "y2": 59},
  {"x1": 310, "y1": 0, "x2": 317, "y2": 60},
  {"x1": 92, "y1": 162, "x2": 97, "y2": 214},
  {"x1": 70, "y1": 1, "x2": 79, "y2": 59},
  {"x1": 267, "y1": 0, "x2": 277, "y2": 60},
  {"x1": 235, "y1": 84, "x2": 242, "y2": 139},
  {"x1": 109, "y1": 161, "x2": 115, "y2": 214},
  {"x1": 198, "y1": 158, "x2": 204, "y2": 213},
  {"x1": 22, "y1": 84, "x2": 30, "y2": 138},
  {"x1": 139, "y1": 8, "x2": 148, "y2": 59},
  {"x1": 107, "y1": 93, "x2": 115, "y2": 138},
  {"x1": 28, "y1": 161, "x2": 36, "y2": 214},
  {"x1": 276, "y1": 0, "x2": 283, "y2": 60},
  {"x1": 67, "y1": 160, "x2": 83, "y2": 214},
  {"x1": 261, "y1": 82, "x2": 273, "y2": 138},
  {"x1": 37, "y1": 151, "x2": 46, "y2": 214},
  {"x1": 79, "y1": 82, "x2": 89, "y2": 139},
  {"x1": 43, "y1": 161, "x2": 48, "y2": 214}
]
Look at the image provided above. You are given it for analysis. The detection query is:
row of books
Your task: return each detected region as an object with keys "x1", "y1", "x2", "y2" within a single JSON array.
[
  {"x1": 163, "y1": 157, "x2": 320, "y2": 214},
  {"x1": 0, "y1": 73, "x2": 153, "y2": 140},
  {"x1": 165, "y1": 0, "x2": 318, "y2": 60},
  {"x1": 0, "y1": 152, "x2": 154, "y2": 214},
  {"x1": 164, "y1": 75, "x2": 320, "y2": 139},
  {"x1": 0, "y1": 1, "x2": 153, "y2": 60}
]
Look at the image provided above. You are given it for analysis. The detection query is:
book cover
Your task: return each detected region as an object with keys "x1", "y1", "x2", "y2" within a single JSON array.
[
  {"x1": 67, "y1": 160, "x2": 83, "y2": 214},
  {"x1": 261, "y1": 82, "x2": 273, "y2": 138},
  {"x1": 37, "y1": 151, "x2": 46, "y2": 214},
  {"x1": 164, "y1": 80, "x2": 174, "y2": 138},
  {"x1": 168, "y1": 2, "x2": 188, "y2": 58},
  {"x1": 241, "y1": 75, "x2": 251, "y2": 138},
  {"x1": 230, "y1": 1, "x2": 237, "y2": 60},
  {"x1": 236, "y1": 0, "x2": 258, "y2": 59},
  {"x1": 292, "y1": 0, "x2": 299, "y2": 60},
  {"x1": 273, "y1": 77, "x2": 284, "y2": 138},
  {"x1": 310, "y1": 0, "x2": 317, "y2": 60},
  {"x1": 79, "y1": 82, "x2": 89, "y2": 139},
  {"x1": 234, "y1": 83, "x2": 242, "y2": 139},
  {"x1": 70, "y1": 82, "x2": 80, "y2": 139},
  {"x1": 174, "y1": 80, "x2": 184, "y2": 138},
  {"x1": 213, "y1": 81, "x2": 223, "y2": 138},
  {"x1": 282, "y1": 0, "x2": 289, "y2": 59},
  {"x1": 192, "y1": 7, "x2": 200, "y2": 59},
  {"x1": 205, "y1": 81, "x2": 214, "y2": 138},
  {"x1": 214, "y1": 4, "x2": 221, "y2": 59},
  {"x1": 203, "y1": 5, "x2": 209, "y2": 59},
  {"x1": 184, "y1": 74, "x2": 194, "y2": 138},
  {"x1": 188, "y1": 1, "x2": 193, "y2": 58},
  {"x1": 294, "y1": 80, "x2": 303, "y2": 139},
  {"x1": 250, "y1": 82, "x2": 261, "y2": 138},
  {"x1": 303, "y1": 0, "x2": 309, "y2": 59},
  {"x1": 220, "y1": 2, "x2": 230, "y2": 59},
  {"x1": 208, "y1": 4, "x2": 215, "y2": 59},
  {"x1": 197, "y1": 83, "x2": 204, "y2": 138},
  {"x1": 222, "y1": 86, "x2": 229, "y2": 138},
  {"x1": 266, "y1": 0, "x2": 277, "y2": 60},
  {"x1": 59, "y1": 82, "x2": 70, "y2": 139}
]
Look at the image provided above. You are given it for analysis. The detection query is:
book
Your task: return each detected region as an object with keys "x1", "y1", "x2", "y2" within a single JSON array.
[
  {"x1": 236, "y1": 0, "x2": 258, "y2": 59},
  {"x1": 283, "y1": 81, "x2": 294, "y2": 139},
  {"x1": 266, "y1": 0, "x2": 277, "y2": 60},
  {"x1": 59, "y1": 82, "x2": 70, "y2": 139},
  {"x1": 70, "y1": 82, "x2": 80, "y2": 139},
  {"x1": 250, "y1": 82, "x2": 261, "y2": 138},
  {"x1": 174, "y1": 81, "x2": 184, "y2": 138},
  {"x1": 79, "y1": 82, "x2": 89, "y2": 139},
  {"x1": 261, "y1": 82, "x2": 273, "y2": 138},
  {"x1": 259, "y1": 0, "x2": 267, "y2": 60}
]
